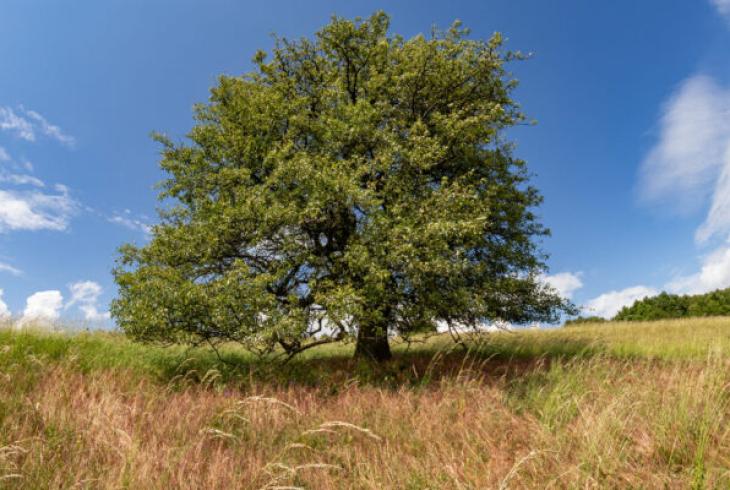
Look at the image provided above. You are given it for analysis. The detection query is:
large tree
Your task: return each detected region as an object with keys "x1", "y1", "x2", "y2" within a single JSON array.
[{"x1": 112, "y1": 12, "x2": 571, "y2": 362}]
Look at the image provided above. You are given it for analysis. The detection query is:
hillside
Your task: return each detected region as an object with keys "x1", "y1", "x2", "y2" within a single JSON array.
[{"x1": 1, "y1": 318, "x2": 729, "y2": 488}]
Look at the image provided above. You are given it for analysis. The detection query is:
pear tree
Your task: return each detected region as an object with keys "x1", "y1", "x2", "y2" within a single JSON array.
[{"x1": 112, "y1": 12, "x2": 571, "y2": 362}]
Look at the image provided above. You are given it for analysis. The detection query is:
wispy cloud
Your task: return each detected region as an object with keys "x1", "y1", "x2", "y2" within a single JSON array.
[
  {"x1": 23, "y1": 108, "x2": 76, "y2": 147},
  {"x1": 0, "y1": 148, "x2": 76, "y2": 232},
  {"x1": 108, "y1": 211, "x2": 152, "y2": 235},
  {"x1": 697, "y1": 148, "x2": 730, "y2": 243},
  {"x1": 0, "y1": 185, "x2": 76, "y2": 232},
  {"x1": 0, "y1": 107, "x2": 35, "y2": 141},
  {"x1": 21, "y1": 290, "x2": 63, "y2": 323},
  {"x1": 0, "y1": 172, "x2": 45, "y2": 188},
  {"x1": 0, "y1": 106, "x2": 75, "y2": 146},
  {"x1": 0, "y1": 146, "x2": 9, "y2": 162},
  {"x1": 0, "y1": 261, "x2": 22, "y2": 276},
  {"x1": 66, "y1": 280, "x2": 110, "y2": 321},
  {"x1": 711, "y1": 0, "x2": 730, "y2": 18},
  {"x1": 640, "y1": 75, "x2": 730, "y2": 243}
]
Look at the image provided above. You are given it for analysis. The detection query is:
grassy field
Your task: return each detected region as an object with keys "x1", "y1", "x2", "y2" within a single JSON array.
[{"x1": 1, "y1": 317, "x2": 729, "y2": 489}]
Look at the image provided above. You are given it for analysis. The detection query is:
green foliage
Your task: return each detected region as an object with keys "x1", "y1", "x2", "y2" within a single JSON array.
[
  {"x1": 112, "y1": 12, "x2": 570, "y2": 361},
  {"x1": 614, "y1": 289, "x2": 730, "y2": 321},
  {"x1": 563, "y1": 316, "x2": 607, "y2": 327}
]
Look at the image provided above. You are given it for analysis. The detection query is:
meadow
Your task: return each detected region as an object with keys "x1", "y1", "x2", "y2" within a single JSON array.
[{"x1": 1, "y1": 317, "x2": 729, "y2": 489}]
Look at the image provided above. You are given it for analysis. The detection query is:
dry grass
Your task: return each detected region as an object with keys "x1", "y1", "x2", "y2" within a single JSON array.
[{"x1": 1, "y1": 318, "x2": 729, "y2": 488}]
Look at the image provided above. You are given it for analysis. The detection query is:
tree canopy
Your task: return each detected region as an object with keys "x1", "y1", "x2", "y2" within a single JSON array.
[{"x1": 111, "y1": 12, "x2": 571, "y2": 362}]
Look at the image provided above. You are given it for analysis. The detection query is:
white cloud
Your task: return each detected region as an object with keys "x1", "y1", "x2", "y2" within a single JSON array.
[
  {"x1": 640, "y1": 75, "x2": 730, "y2": 243},
  {"x1": 0, "y1": 289, "x2": 10, "y2": 319},
  {"x1": 0, "y1": 172, "x2": 45, "y2": 188},
  {"x1": 5, "y1": 281, "x2": 111, "y2": 325},
  {"x1": 0, "y1": 187, "x2": 76, "y2": 232},
  {"x1": 108, "y1": 212, "x2": 152, "y2": 235},
  {"x1": 0, "y1": 107, "x2": 35, "y2": 141},
  {"x1": 21, "y1": 290, "x2": 63, "y2": 323},
  {"x1": 542, "y1": 272, "x2": 583, "y2": 299},
  {"x1": 666, "y1": 243, "x2": 730, "y2": 294},
  {"x1": 66, "y1": 281, "x2": 102, "y2": 308},
  {"x1": 711, "y1": 0, "x2": 730, "y2": 18},
  {"x1": 0, "y1": 144, "x2": 75, "y2": 232},
  {"x1": 66, "y1": 280, "x2": 110, "y2": 321},
  {"x1": 23, "y1": 109, "x2": 75, "y2": 147},
  {"x1": 78, "y1": 305, "x2": 110, "y2": 322},
  {"x1": 0, "y1": 146, "x2": 9, "y2": 162},
  {"x1": 0, "y1": 261, "x2": 22, "y2": 276},
  {"x1": 697, "y1": 145, "x2": 730, "y2": 242},
  {"x1": 583, "y1": 285, "x2": 659, "y2": 319},
  {"x1": 0, "y1": 106, "x2": 74, "y2": 146}
]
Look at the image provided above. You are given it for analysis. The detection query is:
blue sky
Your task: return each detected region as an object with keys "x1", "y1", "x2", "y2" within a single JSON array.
[{"x1": 1, "y1": 0, "x2": 730, "y2": 323}]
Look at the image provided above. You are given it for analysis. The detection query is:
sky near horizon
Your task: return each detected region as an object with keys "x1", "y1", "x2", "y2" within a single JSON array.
[{"x1": 1, "y1": 0, "x2": 730, "y2": 324}]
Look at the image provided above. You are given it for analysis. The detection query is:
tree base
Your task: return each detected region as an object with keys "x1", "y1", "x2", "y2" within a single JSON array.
[{"x1": 354, "y1": 324, "x2": 392, "y2": 362}]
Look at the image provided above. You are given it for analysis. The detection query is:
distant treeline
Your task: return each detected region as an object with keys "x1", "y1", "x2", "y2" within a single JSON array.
[
  {"x1": 564, "y1": 288, "x2": 730, "y2": 325},
  {"x1": 563, "y1": 316, "x2": 607, "y2": 327},
  {"x1": 613, "y1": 289, "x2": 730, "y2": 321}
]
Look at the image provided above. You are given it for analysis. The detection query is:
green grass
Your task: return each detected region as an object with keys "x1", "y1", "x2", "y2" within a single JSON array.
[
  {"x1": 2, "y1": 316, "x2": 730, "y2": 386},
  {"x1": 1, "y1": 317, "x2": 729, "y2": 488}
]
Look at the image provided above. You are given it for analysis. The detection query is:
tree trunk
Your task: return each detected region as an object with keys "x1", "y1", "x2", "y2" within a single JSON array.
[{"x1": 354, "y1": 321, "x2": 392, "y2": 362}]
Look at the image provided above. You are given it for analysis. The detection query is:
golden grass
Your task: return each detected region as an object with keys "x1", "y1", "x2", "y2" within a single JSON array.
[{"x1": 1, "y1": 318, "x2": 729, "y2": 488}]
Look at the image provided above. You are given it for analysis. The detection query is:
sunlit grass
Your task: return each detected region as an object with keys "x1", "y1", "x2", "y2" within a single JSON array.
[{"x1": 1, "y1": 317, "x2": 729, "y2": 488}]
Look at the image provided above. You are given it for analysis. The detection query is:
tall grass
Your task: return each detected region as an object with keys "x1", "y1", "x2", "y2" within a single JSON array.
[{"x1": 1, "y1": 318, "x2": 729, "y2": 488}]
